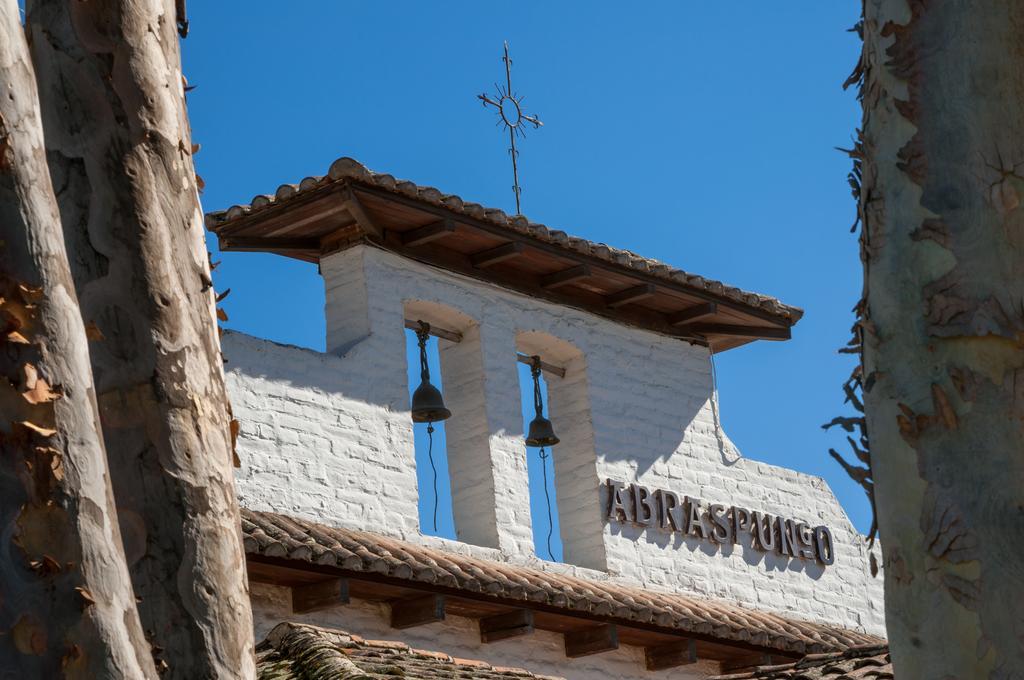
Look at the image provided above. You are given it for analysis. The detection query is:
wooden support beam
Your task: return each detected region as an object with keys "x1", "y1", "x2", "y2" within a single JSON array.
[
  {"x1": 540, "y1": 264, "x2": 591, "y2": 290},
  {"x1": 400, "y1": 219, "x2": 456, "y2": 247},
  {"x1": 667, "y1": 302, "x2": 718, "y2": 326},
  {"x1": 479, "y1": 609, "x2": 534, "y2": 643},
  {"x1": 220, "y1": 236, "x2": 320, "y2": 252},
  {"x1": 390, "y1": 594, "x2": 445, "y2": 629},
  {"x1": 719, "y1": 653, "x2": 774, "y2": 674},
  {"x1": 340, "y1": 188, "x2": 383, "y2": 238},
  {"x1": 516, "y1": 353, "x2": 566, "y2": 379},
  {"x1": 605, "y1": 283, "x2": 656, "y2": 309},
  {"x1": 404, "y1": 319, "x2": 463, "y2": 343},
  {"x1": 565, "y1": 624, "x2": 618, "y2": 658},
  {"x1": 645, "y1": 639, "x2": 697, "y2": 671},
  {"x1": 677, "y1": 323, "x2": 791, "y2": 340},
  {"x1": 291, "y1": 578, "x2": 349, "y2": 614},
  {"x1": 470, "y1": 242, "x2": 523, "y2": 268}
]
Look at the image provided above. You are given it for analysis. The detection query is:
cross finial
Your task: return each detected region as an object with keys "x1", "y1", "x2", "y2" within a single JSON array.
[{"x1": 477, "y1": 41, "x2": 543, "y2": 215}]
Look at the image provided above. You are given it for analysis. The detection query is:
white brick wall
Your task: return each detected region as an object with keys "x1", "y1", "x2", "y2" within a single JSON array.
[{"x1": 226, "y1": 243, "x2": 886, "y2": 651}]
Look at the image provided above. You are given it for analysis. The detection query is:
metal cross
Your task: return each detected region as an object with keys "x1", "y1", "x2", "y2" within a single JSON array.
[{"x1": 478, "y1": 42, "x2": 543, "y2": 215}]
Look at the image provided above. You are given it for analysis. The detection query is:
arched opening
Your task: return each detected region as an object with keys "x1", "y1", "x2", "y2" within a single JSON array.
[
  {"x1": 516, "y1": 331, "x2": 606, "y2": 569},
  {"x1": 403, "y1": 300, "x2": 501, "y2": 548}
]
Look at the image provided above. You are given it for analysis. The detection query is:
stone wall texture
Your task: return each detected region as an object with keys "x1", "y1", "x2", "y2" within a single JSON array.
[{"x1": 226, "y1": 244, "x2": 886, "y2": 667}]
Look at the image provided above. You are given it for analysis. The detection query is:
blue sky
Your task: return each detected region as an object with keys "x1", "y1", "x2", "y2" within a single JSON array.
[{"x1": 183, "y1": 2, "x2": 869, "y2": 546}]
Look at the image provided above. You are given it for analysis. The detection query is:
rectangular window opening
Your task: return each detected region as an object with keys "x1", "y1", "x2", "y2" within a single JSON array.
[
  {"x1": 518, "y1": 361, "x2": 564, "y2": 562},
  {"x1": 405, "y1": 328, "x2": 456, "y2": 540}
]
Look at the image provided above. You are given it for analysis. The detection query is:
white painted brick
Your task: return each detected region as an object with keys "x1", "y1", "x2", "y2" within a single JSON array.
[{"x1": 225, "y1": 244, "x2": 886, "y2": 643}]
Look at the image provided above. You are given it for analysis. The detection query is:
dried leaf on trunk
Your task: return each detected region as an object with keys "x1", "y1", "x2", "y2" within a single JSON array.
[
  {"x1": 215, "y1": 288, "x2": 231, "y2": 302},
  {"x1": 21, "y1": 364, "x2": 62, "y2": 404},
  {"x1": 75, "y1": 586, "x2": 95, "y2": 608},
  {"x1": 18, "y1": 420, "x2": 57, "y2": 439},
  {"x1": 84, "y1": 321, "x2": 105, "y2": 340},
  {"x1": 216, "y1": 308, "x2": 228, "y2": 322},
  {"x1": 29, "y1": 555, "x2": 63, "y2": 575}
]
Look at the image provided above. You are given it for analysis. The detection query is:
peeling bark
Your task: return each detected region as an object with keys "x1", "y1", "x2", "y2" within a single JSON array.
[
  {"x1": 0, "y1": 1, "x2": 156, "y2": 676},
  {"x1": 24, "y1": 1, "x2": 255, "y2": 677},
  {"x1": 858, "y1": 1, "x2": 1024, "y2": 677}
]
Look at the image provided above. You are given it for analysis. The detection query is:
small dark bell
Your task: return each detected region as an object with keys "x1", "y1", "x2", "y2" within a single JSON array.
[
  {"x1": 411, "y1": 380, "x2": 451, "y2": 423},
  {"x1": 526, "y1": 415, "x2": 559, "y2": 447}
]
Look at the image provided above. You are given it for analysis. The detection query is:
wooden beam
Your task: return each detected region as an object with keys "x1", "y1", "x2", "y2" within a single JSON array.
[
  {"x1": 400, "y1": 219, "x2": 456, "y2": 247},
  {"x1": 403, "y1": 319, "x2": 463, "y2": 343},
  {"x1": 605, "y1": 283, "x2": 656, "y2": 309},
  {"x1": 516, "y1": 353, "x2": 566, "y2": 379},
  {"x1": 565, "y1": 624, "x2": 618, "y2": 658},
  {"x1": 390, "y1": 594, "x2": 445, "y2": 629},
  {"x1": 540, "y1": 264, "x2": 591, "y2": 290},
  {"x1": 479, "y1": 609, "x2": 534, "y2": 643},
  {"x1": 219, "y1": 236, "x2": 320, "y2": 252},
  {"x1": 667, "y1": 302, "x2": 718, "y2": 326},
  {"x1": 645, "y1": 639, "x2": 697, "y2": 671},
  {"x1": 292, "y1": 578, "x2": 349, "y2": 614},
  {"x1": 340, "y1": 188, "x2": 383, "y2": 238},
  {"x1": 719, "y1": 653, "x2": 774, "y2": 674},
  {"x1": 677, "y1": 323, "x2": 791, "y2": 340},
  {"x1": 470, "y1": 242, "x2": 523, "y2": 268}
]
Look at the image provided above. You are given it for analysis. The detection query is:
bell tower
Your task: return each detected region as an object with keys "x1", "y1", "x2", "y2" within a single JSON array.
[{"x1": 206, "y1": 157, "x2": 883, "y2": 634}]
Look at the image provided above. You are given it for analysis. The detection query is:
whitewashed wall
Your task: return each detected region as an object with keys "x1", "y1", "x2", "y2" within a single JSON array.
[{"x1": 226, "y1": 243, "x2": 885, "y2": 640}]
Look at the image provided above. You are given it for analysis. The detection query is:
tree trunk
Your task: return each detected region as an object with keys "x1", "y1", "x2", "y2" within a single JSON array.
[
  {"x1": 858, "y1": 1, "x2": 1024, "y2": 677},
  {"x1": 0, "y1": 2, "x2": 156, "y2": 677},
  {"x1": 24, "y1": 1, "x2": 255, "y2": 677}
]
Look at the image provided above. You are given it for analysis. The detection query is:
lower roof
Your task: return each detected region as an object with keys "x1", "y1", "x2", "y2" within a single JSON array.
[
  {"x1": 258, "y1": 622, "x2": 561, "y2": 679},
  {"x1": 707, "y1": 644, "x2": 892, "y2": 680},
  {"x1": 242, "y1": 509, "x2": 882, "y2": 659}
]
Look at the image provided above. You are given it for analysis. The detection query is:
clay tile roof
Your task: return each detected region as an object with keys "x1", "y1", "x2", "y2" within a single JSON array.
[
  {"x1": 242, "y1": 509, "x2": 882, "y2": 657},
  {"x1": 707, "y1": 645, "x2": 893, "y2": 680},
  {"x1": 206, "y1": 156, "x2": 802, "y2": 324},
  {"x1": 257, "y1": 622, "x2": 564, "y2": 679}
]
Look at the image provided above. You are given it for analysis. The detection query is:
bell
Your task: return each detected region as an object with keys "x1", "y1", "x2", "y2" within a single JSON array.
[
  {"x1": 526, "y1": 414, "x2": 559, "y2": 447},
  {"x1": 411, "y1": 379, "x2": 451, "y2": 423}
]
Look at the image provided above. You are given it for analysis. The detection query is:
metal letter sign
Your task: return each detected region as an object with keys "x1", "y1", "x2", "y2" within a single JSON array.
[{"x1": 603, "y1": 479, "x2": 836, "y2": 566}]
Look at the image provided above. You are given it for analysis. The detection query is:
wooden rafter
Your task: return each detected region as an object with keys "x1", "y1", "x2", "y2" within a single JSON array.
[
  {"x1": 667, "y1": 302, "x2": 718, "y2": 326},
  {"x1": 479, "y1": 609, "x2": 534, "y2": 643},
  {"x1": 340, "y1": 187, "x2": 382, "y2": 238},
  {"x1": 219, "y1": 236, "x2": 320, "y2": 252},
  {"x1": 646, "y1": 639, "x2": 697, "y2": 670},
  {"x1": 470, "y1": 242, "x2": 524, "y2": 268},
  {"x1": 292, "y1": 578, "x2": 349, "y2": 614},
  {"x1": 390, "y1": 594, "x2": 445, "y2": 629},
  {"x1": 400, "y1": 218, "x2": 456, "y2": 247},
  {"x1": 605, "y1": 283, "x2": 656, "y2": 308},
  {"x1": 565, "y1": 624, "x2": 619, "y2": 658},
  {"x1": 540, "y1": 264, "x2": 591, "y2": 290},
  {"x1": 679, "y1": 323, "x2": 791, "y2": 340}
]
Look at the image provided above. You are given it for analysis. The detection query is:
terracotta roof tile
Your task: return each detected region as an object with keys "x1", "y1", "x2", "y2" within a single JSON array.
[
  {"x1": 243, "y1": 509, "x2": 881, "y2": 657},
  {"x1": 707, "y1": 645, "x2": 892, "y2": 680},
  {"x1": 207, "y1": 157, "x2": 802, "y2": 323},
  {"x1": 257, "y1": 622, "x2": 564, "y2": 679}
]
